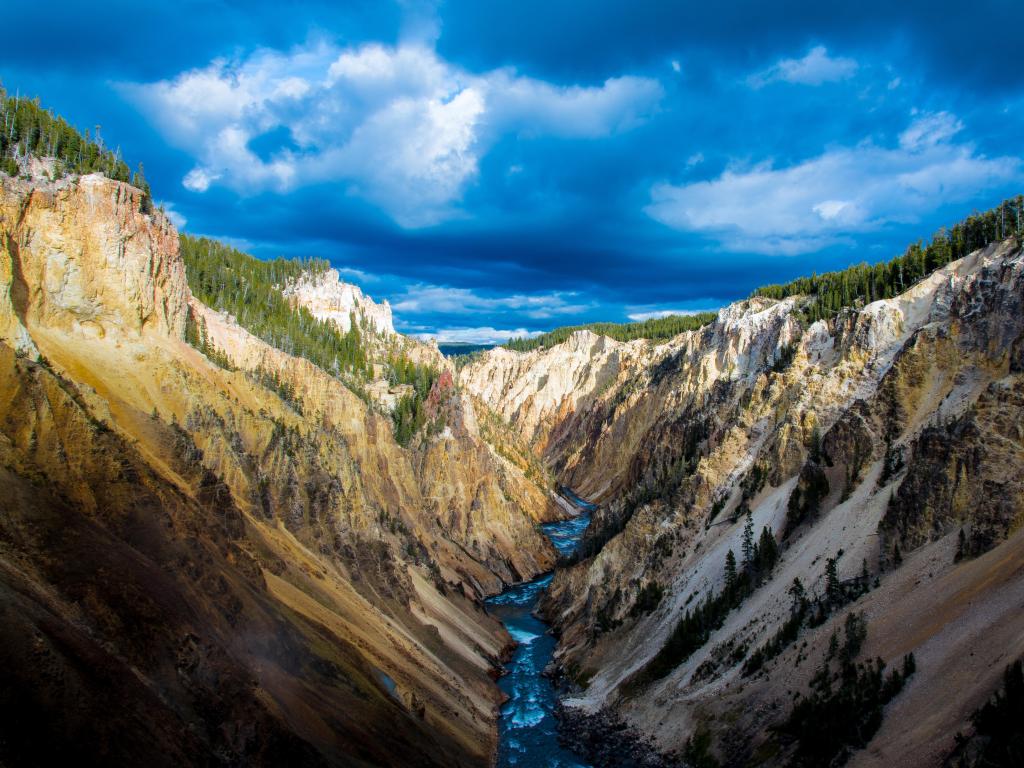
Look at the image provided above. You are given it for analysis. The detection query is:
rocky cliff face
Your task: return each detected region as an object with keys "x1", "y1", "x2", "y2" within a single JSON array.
[
  {"x1": 462, "y1": 239, "x2": 1024, "y2": 767},
  {"x1": 0, "y1": 172, "x2": 555, "y2": 767},
  {"x1": 283, "y1": 267, "x2": 395, "y2": 335}
]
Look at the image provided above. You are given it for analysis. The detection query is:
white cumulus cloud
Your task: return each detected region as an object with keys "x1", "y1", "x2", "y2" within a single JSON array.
[
  {"x1": 645, "y1": 112, "x2": 1020, "y2": 255},
  {"x1": 413, "y1": 327, "x2": 542, "y2": 345},
  {"x1": 392, "y1": 284, "x2": 595, "y2": 319},
  {"x1": 159, "y1": 202, "x2": 187, "y2": 229},
  {"x1": 748, "y1": 45, "x2": 858, "y2": 88},
  {"x1": 124, "y1": 41, "x2": 662, "y2": 227}
]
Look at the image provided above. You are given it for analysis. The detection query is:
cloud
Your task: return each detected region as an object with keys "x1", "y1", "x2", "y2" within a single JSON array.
[
  {"x1": 182, "y1": 167, "x2": 220, "y2": 192},
  {"x1": 391, "y1": 284, "x2": 594, "y2": 319},
  {"x1": 160, "y1": 202, "x2": 187, "y2": 229},
  {"x1": 412, "y1": 326, "x2": 542, "y2": 345},
  {"x1": 334, "y1": 266, "x2": 381, "y2": 284},
  {"x1": 748, "y1": 45, "x2": 858, "y2": 88},
  {"x1": 626, "y1": 308, "x2": 717, "y2": 321},
  {"x1": 485, "y1": 71, "x2": 663, "y2": 139},
  {"x1": 124, "y1": 41, "x2": 662, "y2": 227},
  {"x1": 898, "y1": 111, "x2": 963, "y2": 150},
  {"x1": 645, "y1": 112, "x2": 1020, "y2": 254}
]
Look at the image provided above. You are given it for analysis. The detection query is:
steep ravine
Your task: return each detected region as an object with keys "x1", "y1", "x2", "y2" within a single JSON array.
[
  {"x1": 462, "y1": 238, "x2": 1024, "y2": 767},
  {"x1": 486, "y1": 496, "x2": 593, "y2": 768}
]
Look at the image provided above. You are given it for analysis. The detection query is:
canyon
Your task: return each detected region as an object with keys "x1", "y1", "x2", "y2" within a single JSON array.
[
  {"x1": 0, "y1": 169, "x2": 560, "y2": 767},
  {"x1": 2, "y1": 161, "x2": 1023, "y2": 768},
  {"x1": 460, "y1": 236, "x2": 1024, "y2": 766}
]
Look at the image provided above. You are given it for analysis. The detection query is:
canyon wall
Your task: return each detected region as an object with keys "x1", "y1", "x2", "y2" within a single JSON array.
[
  {"x1": 461, "y1": 239, "x2": 1024, "y2": 766},
  {"x1": 0, "y1": 172, "x2": 556, "y2": 767},
  {"x1": 4, "y1": 164, "x2": 1022, "y2": 767}
]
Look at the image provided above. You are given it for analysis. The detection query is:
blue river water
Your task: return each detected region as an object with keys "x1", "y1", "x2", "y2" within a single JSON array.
[{"x1": 485, "y1": 505, "x2": 594, "y2": 768}]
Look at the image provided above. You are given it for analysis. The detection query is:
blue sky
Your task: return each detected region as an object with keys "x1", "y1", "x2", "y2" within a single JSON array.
[{"x1": 5, "y1": 0, "x2": 1023, "y2": 343}]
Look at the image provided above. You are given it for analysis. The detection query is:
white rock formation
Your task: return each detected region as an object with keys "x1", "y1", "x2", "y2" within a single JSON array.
[{"x1": 283, "y1": 268, "x2": 395, "y2": 335}]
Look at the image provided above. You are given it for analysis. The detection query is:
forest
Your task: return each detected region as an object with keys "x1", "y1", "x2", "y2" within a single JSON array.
[
  {"x1": 180, "y1": 235, "x2": 437, "y2": 445},
  {"x1": 505, "y1": 311, "x2": 718, "y2": 352},
  {"x1": 0, "y1": 84, "x2": 152, "y2": 210},
  {"x1": 754, "y1": 197, "x2": 1024, "y2": 323},
  {"x1": 181, "y1": 235, "x2": 371, "y2": 378}
]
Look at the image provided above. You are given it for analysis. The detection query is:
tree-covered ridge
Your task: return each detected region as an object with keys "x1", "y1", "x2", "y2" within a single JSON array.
[
  {"x1": 180, "y1": 234, "x2": 439, "y2": 445},
  {"x1": 507, "y1": 197, "x2": 1021, "y2": 354},
  {"x1": 754, "y1": 197, "x2": 1024, "y2": 323},
  {"x1": 181, "y1": 235, "x2": 369, "y2": 377},
  {"x1": 505, "y1": 312, "x2": 719, "y2": 352},
  {"x1": 0, "y1": 85, "x2": 152, "y2": 209}
]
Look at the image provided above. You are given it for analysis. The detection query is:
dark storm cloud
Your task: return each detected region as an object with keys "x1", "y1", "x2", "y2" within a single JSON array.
[{"x1": 2, "y1": 0, "x2": 1022, "y2": 343}]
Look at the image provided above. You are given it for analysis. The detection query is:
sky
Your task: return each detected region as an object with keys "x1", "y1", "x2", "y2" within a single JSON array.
[{"x1": 4, "y1": 0, "x2": 1024, "y2": 344}]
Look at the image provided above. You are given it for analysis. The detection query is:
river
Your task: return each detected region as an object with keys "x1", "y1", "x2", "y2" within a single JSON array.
[{"x1": 485, "y1": 495, "x2": 595, "y2": 768}]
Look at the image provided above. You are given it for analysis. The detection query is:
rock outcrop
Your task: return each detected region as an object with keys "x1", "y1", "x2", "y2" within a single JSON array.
[{"x1": 283, "y1": 267, "x2": 395, "y2": 335}]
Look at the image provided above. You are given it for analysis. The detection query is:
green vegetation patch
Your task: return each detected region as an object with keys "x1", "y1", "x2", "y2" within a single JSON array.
[
  {"x1": 505, "y1": 312, "x2": 718, "y2": 352},
  {"x1": 624, "y1": 511, "x2": 780, "y2": 692},
  {"x1": 754, "y1": 197, "x2": 1024, "y2": 323},
  {"x1": 0, "y1": 85, "x2": 152, "y2": 210},
  {"x1": 180, "y1": 234, "x2": 440, "y2": 444}
]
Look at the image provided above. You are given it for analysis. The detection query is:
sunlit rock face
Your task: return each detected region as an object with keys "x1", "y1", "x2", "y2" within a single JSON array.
[
  {"x1": 463, "y1": 238, "x2": 1024, "y2": 767},
  {"x1": 0, "y1": 171, "x2": 559, "y2": 768},
  {"x1": 283, "y1": 267, "x2": 395, "y2": 335}
]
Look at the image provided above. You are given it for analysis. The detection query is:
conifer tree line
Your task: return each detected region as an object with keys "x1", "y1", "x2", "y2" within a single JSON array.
[
  {"x1": 181, "y1": 234, "x2": 370, "y2": 378},
  {"x1": 505, "y1": 312, "x2": 718, "y2": 352},
  {"x1": 180, "y1": 234, "x2": 439, "y2": 444},
  {"x1": 183, "y1": 307, "x2": 236, "y2": 372},
  {"x1": 754, "y1": 196, "x2": 1024, "y2": 323},
  {"x1": 625, "y1": 510, "x2": 780, "y2": 690},
  {"x1": 507, "y1": 196, "x2": 1022, "y2": 353},
  {"x1": 742, "y1": 552, "x2": 874, "y2": 677},
  {"x1": 0, "y1": 84, "x2": 152, "y2": 210},
  {"x1": 781, "y1": 615, "x2": 916, "y2": 767}
]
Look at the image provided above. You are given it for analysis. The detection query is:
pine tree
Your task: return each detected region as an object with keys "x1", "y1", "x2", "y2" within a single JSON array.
[
  {"x1": 825, "y1": 556, "x2": 841, "y2": 604},
  {"x1": 788, "y1": 577, "x2": 806, "y2": 612},
  {"x1": 757, "y1": 526, "x2": 778, "y2": 573},
  {"x1": 724, "y1": 549, "x2": 738, "y2": 598},
  {"x1": 742, "y1": 509, "x2": 755, "y2": 567},
  {"x1": 810, "y1": 425, "x2": 823, "y2": 463}
]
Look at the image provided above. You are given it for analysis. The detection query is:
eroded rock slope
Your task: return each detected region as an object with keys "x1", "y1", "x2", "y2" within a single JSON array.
[
  {"x1": 461, "y1": 238, "x2": 1024, "y2": 767},
  {"x1": 0, "y1": 171, "x2": 556, "y2": 767}
]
